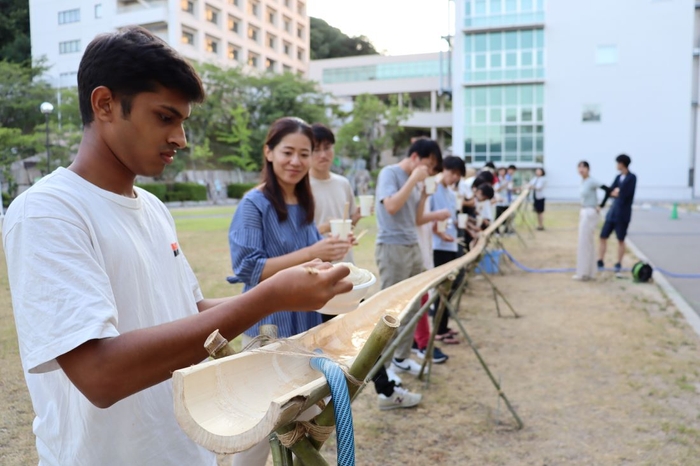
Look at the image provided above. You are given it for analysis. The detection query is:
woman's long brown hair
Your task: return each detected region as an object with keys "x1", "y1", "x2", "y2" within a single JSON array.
[{"x1": 261, "y1": 117, "x2": 315, "y2": 224}]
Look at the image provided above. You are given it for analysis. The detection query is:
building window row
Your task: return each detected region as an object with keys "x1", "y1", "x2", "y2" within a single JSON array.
[
  {"x1": 58, "y1": 8, "x2": 80, "y2": 24},
  {"x1": 59, "y1": 40, "x2": 81, "y2": 54},
  {"x1": 465, "y1": 0, "x2": 544, "y2": 28},
  {"x1": 182, "y1": 1, "x2": 305, "y2": 38},
  {"x1": 464, "y1": 29, "x2": 544, "y2": 82},
  {"x1": 183, "y1": 31, "x2": 305, "y2": 68},
  {"x1": 463, "y1": 84, "x2": 543, "y2": 164},
  {"x1": 322, "y1": 60, "x2": 449, "y2": 84}
]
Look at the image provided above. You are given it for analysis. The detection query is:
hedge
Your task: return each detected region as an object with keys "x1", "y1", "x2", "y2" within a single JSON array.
[
  {"x1": 136, "y1": 183, "x2": 167, "y2": 201},
  {"x1": 227, "y1": 183, "x2": 257, "y2": 199},
  {"x1": 2, "y1": 192, "x2": 14, "y2": 209},
  {"x1": 136, "y1": 182, "x2": 207, "y2": 202}
]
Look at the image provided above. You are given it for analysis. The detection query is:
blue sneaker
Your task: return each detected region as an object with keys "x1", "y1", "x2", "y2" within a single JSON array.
[{"x1": 415, "y1": 347, "x2": 449, "y2": 364}]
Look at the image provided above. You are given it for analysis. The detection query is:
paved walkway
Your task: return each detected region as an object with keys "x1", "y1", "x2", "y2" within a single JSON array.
[{"x1": 627, "y1": 206, "x2": 700, "y2": 315}]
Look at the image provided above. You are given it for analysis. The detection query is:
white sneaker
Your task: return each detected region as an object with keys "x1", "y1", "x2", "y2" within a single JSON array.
[
  {"x1": 377, "y1": 386, "x2": 422, "y2": 410},
  {"x1": 392, "y1": 357, "x2": 422, "y2": 376},
  {"x1": 386, "y1": 366, "x2": 403, "y2": 386},
  {"x1": 572, "y1": 275, "x2": 591, "y2": 282}
]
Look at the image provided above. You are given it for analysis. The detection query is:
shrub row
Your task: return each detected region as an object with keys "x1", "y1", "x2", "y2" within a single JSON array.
[
  {"x1": 136, "y1": 183, "x2": 207, "y2": 202},
  {"x1": 227, "y1": 183, "x2": 257, "y2": 199}
]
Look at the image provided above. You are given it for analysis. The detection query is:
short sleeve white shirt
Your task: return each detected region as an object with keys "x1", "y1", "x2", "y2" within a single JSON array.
[{"x1": 3, "y1": 168, "x2": 215, "y2": 466}]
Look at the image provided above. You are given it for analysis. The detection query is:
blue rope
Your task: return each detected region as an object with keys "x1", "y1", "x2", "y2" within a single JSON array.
[
  {"x1": 501, "y1": 249, "x2": 700, "y2": 278},
  {"x1": 310, "y1": 356, "x2": 355, "y2": 466}
]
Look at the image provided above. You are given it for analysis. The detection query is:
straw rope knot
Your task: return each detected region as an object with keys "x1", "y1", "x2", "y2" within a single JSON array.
[{"x1": 277, "y1": 421, "x2": 335, "y2": 447}]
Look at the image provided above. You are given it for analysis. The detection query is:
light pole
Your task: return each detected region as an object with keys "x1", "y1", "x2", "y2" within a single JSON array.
[{"x1": 40, "y1": 102, "x2": 54, "y2": 175}]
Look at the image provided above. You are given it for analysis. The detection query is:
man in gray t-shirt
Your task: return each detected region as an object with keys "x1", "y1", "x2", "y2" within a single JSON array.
[{"x1": 372, "y1": 138, "x2": 451, "y2": 411}]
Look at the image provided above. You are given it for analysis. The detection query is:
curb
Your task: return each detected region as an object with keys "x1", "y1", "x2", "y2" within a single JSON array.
[{"x1": 626, "y1": 239, "x2": 700, "y2": 338}]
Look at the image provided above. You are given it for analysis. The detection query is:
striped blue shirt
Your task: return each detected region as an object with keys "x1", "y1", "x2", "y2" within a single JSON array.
[{"x1": 229, "y1": 189, "x2": 323, "y2": 338}]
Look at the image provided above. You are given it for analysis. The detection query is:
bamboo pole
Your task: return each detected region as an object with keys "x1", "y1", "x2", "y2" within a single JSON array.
[
  {"x1": 276, "y1": 424, "x2": 330, "y2": 466},
  {"x1": 418, "y1": 279, "x2": 453, "y2": 384},
  {"x1": 442, "y1": 290, "x2": 524, "y2": 429},
  {"x1": 270, "y1": 433, "x2": 294, "y2": 466},
  {"x1": 204, "y1": 329, "x2": 236, "y2": 359},
  {"x1": 306, "y1": 314, "x2": 400, "y2": 452},
  {"x1": 480, "y1": 272, "x2": 520, "y2": 318}
]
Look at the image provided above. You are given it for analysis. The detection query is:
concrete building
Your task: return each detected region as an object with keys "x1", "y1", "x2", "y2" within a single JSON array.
[
  {"x1": 309, "y1": 52, "x2": 453, "y2": 146},
  {"x1": 29, "y1": 0, "x2": 310, "y2": 89},
  {"x1": 452, "y1": 0, "x2": 700, "y2": 200}
]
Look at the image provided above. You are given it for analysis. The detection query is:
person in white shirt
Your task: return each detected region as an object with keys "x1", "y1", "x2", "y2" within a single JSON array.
[
  {"x1": 528, "y1": 167, "x2": 547, "y2": 230},
  {"x1": 2, "y1": 27, "x2": 351, "y2": 466},
  {"x1": 309, "y1": 123, "x2": 360, "y2": 264}
]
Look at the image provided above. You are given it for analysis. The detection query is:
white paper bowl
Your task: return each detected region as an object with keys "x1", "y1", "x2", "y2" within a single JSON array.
[{"x1": 317, "y1": 272, "x2": 377, "y2": 315}]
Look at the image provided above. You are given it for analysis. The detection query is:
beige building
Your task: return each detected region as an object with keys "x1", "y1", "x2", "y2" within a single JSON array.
[{"x1": 29, "y1": 0, "x2": 310, "y2": 88}]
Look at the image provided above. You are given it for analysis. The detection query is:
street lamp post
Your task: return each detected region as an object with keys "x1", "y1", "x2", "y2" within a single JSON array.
[{"x1": 40, "y1": 102, "x2": 54, "y2": 176}]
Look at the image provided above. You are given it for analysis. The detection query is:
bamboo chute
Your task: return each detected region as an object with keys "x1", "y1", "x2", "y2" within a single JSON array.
[{"x1": 172, "y1": 189, "x2": 530, "y2": 454}]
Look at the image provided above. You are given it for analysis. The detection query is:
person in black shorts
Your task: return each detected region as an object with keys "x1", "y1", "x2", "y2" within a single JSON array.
[{"x1": 598, "y1": 154, "x2": 637, "y2": 274}]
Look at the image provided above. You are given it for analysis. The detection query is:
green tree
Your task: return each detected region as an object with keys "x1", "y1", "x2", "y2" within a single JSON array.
[
  {"x1": 0, "y1": 60, "x2": 54, "y2": 133},
  {"x1": 217, "y1": 105, "x2": 256, "y2": 171},
  {"x1": 310, "y1": 17, "x2": 378, "y2": 60},
  {"x1": 336, "y1": 94, "x2": 412, "y2": 170},
  {"x1": 0, "y1": 0, "x2": 31, "y2": 63}
]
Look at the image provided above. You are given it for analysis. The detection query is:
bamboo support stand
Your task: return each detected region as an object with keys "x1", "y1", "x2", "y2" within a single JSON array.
[
  {"x1": 480, "y1": 271, "x2": 520, "y2": 318},
  {"x1": 442, "y1": 290, "x2": 524, "y2": 429}
]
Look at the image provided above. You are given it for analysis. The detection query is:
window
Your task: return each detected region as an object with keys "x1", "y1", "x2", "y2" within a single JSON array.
[
  {"x1": 582, "y1": 105, "x2": 601, "y2": 122},
  {"x1": 266, "y1": 58, "x2": 276, "y2": 72},
  {"x1": 267, "y1": 33, "x2": 277, "y2": 50},
  {"x1": 181, "y1": 0, "x2": 195, "y2": 14},
  {"x1": 248, "y1": 1, "x2": 259, "y2": 17},
  {"x1": 94, "y1": 4, "x2": 102, "y2": 19},
  {"x1": 297, "y1": 25, "x2": 304, "y2": 39},
  {"x1": 297, "y1": 1, "x2": 305, "y2": 15},
  {"x1": 59, "y1": 40, "x2": 81, "y2": 54},
  {"x1": 267, "y1": 8, "x2": 277, "y2": 25},
  {"x1": 284, "y1": 0, "x2": 291, "y2": 7},
  {"x1": 283, "y1": 41, "x2": 291, "y2": 56},
  {"x1": 283, "y1": 16, "x2": 292, "y2": 33},
  {"x1": 321, "y1": 60, "x2": 448, "y2": 84},
  {"x1": 228, "y1": 15, "x2": 240, "y2": 34},
  {"x1": 228, "y1": 0, "x2": 239, "y2": 5},
  {"x1": 206, "y1": 36, "x2": 219, "y2": 54},
  {"x1": 248, "y1": 52, "x2": 259, "y2": 68},
  {"x1": 465, "y1": 0, "x2": 544, "y2": 28},
  {"x1": 206, "y1": 5, "x2": 219, "y2": 24},
  {"x1": 248, "y1": 25, "x2": 259, "y2": 42},
  {"x1": 464, "y1": 28, "x2": 544, "y2": 83},
  {"x1": 596, "y1": 45, "x2": 618, "y2": 65},
  {"x1": 297, "y1": 47, "x2": 304, "y2": 61},
  {"x1": 182, "y1": 29, "x2": 195, "y2": 45},
  {"x1": 59, "y1": 71, "x2": 78, "y2": 81},
  {"x1": 228, "y1": 43, "x2": 240, "y2": 61},
  {"x1": 58, "y1": 9, "x2": 80, "y2": 24},
  {"x1": 463, "y1": 84, "x2": 544, "y2": 164},
  {"x1": 283, "y1": 64, "x2": 292, "y2": 72}
]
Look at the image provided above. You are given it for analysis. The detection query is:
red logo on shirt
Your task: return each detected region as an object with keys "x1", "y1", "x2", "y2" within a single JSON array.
[{"x1": 171, "y1": 242, "x2": 180, "y2": 257}]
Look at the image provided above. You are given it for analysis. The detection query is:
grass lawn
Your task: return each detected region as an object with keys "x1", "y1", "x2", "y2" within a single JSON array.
[{"x1": 2, "y1": 205, "x2": 700, "y2": 465}]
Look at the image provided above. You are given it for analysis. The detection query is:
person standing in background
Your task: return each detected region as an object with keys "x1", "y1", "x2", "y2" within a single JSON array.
[
  {"x1": 598, "y1": 154, "x2": 637, "y2": 275},
  {"x1": 529, "y1": 167, "x2": 547, "y2": 230},
  {"x1": 573, "y1": 161, "x2": 602, "y2": 281},
  {"x1": 309, "y1": 123, "x2": 360, "y2": 264}
]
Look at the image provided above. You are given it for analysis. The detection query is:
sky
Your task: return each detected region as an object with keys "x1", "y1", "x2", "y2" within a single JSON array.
[{"x1": 307, "y1": 0, "x2": 453, "y2": 56}]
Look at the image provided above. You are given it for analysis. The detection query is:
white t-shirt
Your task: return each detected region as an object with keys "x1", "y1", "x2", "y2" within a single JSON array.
[
  {"x1": 458, "y1": 178, "x2": 475, "y2": 201},
  {"x1": 310, "y1": 172, "x2": 355, "y2": 263},
  {"x1": 477, "y1": 199, "x2": 494, "y2": 222},
  {"x1": 3, "y1": 168, "x2": 216, "y2": 466},
  {"x1": 529, "y1": 176, "x2": 547, "y2": 200}
]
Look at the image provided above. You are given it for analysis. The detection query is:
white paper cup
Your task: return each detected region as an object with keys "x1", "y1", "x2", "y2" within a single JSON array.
[
  {"x1": 454, "y1": 191, "x2": 462, "y2": 210},
  {"x1": 359, "y1": 195, "x2": 374, "y2": 217},
  {"x1": 330, "y1": 219, "x2": 352, "y2": 240},
  {"x1": 458, "y1": 213, "x2": 468, "y2": 229},
  {"x1": 424, "y1": 176, "x2": 437, "y2": 194},
  {"x1": 437, "y1": 219, "x2": 448, "y2": 233}
]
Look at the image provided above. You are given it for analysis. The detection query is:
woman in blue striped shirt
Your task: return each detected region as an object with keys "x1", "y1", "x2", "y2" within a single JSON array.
[{"x1": 229, "y1": 117, "x2": 352, "y2": 339}]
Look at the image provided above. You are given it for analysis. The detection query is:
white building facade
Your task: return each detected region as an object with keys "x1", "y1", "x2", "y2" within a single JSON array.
[
  {"x1": 452, "y1": 0, "x2": 700, "y2": 200},
  {"x1": 309, "y1": 52, "x2": 453, "y2": 145},
  {"x1": 29, "y1": 0, "x2": 310, "y2": 89}
]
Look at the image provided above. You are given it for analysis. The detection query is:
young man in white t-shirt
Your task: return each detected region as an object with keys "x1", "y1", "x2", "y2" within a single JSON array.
[{"x1": 2, "y1": 27, "x2": 352, "y2": 466}]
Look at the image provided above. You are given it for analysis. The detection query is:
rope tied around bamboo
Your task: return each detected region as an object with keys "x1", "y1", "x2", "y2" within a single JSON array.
[{"x1": 277, "y1": 421, "x2": 335, "y2": 448}]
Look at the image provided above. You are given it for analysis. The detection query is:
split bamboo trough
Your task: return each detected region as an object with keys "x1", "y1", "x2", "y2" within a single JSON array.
[{"x1": 172, "y1": 189, "x2": 530, "y2": 454}]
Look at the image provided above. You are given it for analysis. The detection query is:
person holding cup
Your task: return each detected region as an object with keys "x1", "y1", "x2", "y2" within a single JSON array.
[
  {"x1": 229, "y1": 117, "x2": 352, "y2": 341},
  {"x1": 309, "y1": 123, "x2": 361, "y2": 263}
]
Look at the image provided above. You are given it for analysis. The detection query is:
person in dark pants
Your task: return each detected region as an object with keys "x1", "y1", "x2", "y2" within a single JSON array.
[
  {"x1": 528, "y1": 167, "x2": 547, "y2": 230},
  {"x1": 598, "y1": 154, "x2": 637, "y2": 274}
]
